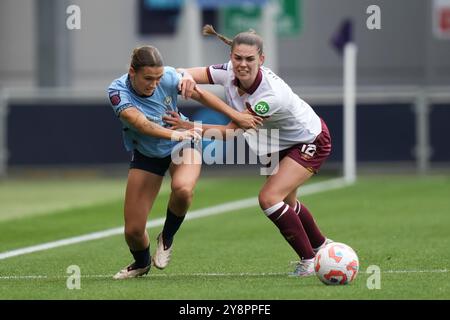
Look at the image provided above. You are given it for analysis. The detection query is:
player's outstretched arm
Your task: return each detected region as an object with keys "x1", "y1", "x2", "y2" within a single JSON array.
[
  {"x1": 177, "y1": 68, "x2": 263, "y2": 129},
  {"x1": 163, "y1": 111, "x2": 238, "y2": 140},
  {"x1": 120, "y1": 107, "x2": 200, "y2": 142},
  {"x1": 176, "y1": 67, "x2": 209, "y2": 100},
  {"x1": 177, "y1": 67, "x2": 210, "y2": 84},
  {"x1": 189, "y1": 86, "x2": 263, "y2": 130}
]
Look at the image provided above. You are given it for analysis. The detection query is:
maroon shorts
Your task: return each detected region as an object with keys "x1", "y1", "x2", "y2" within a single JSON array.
[{"x1": 278, "y1": 118, "x2": 332, "y2": 174}]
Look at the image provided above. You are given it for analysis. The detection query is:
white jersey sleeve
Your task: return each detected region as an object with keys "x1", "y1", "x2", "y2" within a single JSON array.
[{"x1": 206, "y1": 62, "x2": 231, "y2": 86}]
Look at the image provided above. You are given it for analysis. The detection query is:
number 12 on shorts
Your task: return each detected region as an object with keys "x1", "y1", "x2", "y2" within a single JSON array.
[{"x1": 300, "y1": 144, "x2": 317, "y2": 157}]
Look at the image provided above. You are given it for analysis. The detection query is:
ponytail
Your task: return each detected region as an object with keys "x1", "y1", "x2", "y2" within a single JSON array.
[
  {"x1": 203, "y1": 24, "x2": 233, "y2": 46},
  {"x1": 202, "y1": 24, "x2": 263, "y2": 55}
]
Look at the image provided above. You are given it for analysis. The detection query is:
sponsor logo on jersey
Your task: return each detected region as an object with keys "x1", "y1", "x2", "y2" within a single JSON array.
[
  {"x1": 254, "y1": 101, "x2": 270, "y2": 115},
  {"x1": 109, "y1": 90, "x2": 121, "y2": 106},
  {"x1": 164, "y1": 96, "x2": 172, "y2": 106},
  {"x1": 212, "y1": 63, "x2": 227, "y2": 70}
]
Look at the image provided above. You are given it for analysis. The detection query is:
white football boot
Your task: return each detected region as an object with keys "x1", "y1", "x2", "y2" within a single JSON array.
[
  {"x1": 290, "y1": 258, "x2": 315, "y2": 277},
  {"x1": 113, "y1": 262, "x2": 150, "y2": 280},
  {"x1": 152, "y1": 233, "x2": 173, "y2": 270},
  {"x1": 313, "y1": 238, "x2": 334, "y2": 254}
]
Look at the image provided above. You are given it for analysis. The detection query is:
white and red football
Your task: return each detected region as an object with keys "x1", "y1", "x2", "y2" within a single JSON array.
[{"x1": 314, "y1": 242, "x2": 359, "y2": 285}]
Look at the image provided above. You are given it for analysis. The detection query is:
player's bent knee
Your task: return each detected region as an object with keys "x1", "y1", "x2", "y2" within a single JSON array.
[
  {"x1": 258, "y1": 190, "x2": 281, "y2": 210},
  {"x1": 124, "y1": 226, "x2": 146, "y2": 241},
  {"x1": 171, "y1": 184, "x2": 194, "y2": 202}
]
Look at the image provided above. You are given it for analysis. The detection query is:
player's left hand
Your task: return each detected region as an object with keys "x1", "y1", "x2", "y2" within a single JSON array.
[
  {"x1": 234, "y1": 110, "x2": 264, "y2": 130},
  {"x1": 163, "y1": 111, "x2": 193, "y2": 130}
]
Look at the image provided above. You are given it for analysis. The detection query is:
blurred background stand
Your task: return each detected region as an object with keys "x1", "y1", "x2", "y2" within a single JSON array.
[{"x1": 36, "y1": 0, "x2": 72, "y2": 87}]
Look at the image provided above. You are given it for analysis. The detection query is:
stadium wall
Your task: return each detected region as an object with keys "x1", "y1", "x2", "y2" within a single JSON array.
[{"x1": 6, "y1": 101, "x2": 450, "y2": 169}]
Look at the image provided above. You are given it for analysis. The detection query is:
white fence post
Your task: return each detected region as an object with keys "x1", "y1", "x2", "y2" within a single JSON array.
[
  {"x1": 343, "y1": 43, "x2": 357, "y2": 183},
  {"x1": 414, "y1": 89, "x2": 431, "y2": 175},
  {"x1": 0, "y1": 89, "x2": 8, "y2": 177}
]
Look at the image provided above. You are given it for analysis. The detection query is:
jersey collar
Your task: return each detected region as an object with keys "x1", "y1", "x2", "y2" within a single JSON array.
[
  {"x1": 232, "y1": 68, "x2": 263, "y2": 95},
  {"x1": 126, "y1": 75, "x2": 154, "y2": 98}
]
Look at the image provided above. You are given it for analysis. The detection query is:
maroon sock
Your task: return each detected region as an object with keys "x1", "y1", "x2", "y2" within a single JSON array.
[
  {"x1": 268, "y1": 203, "x2": 315, "y2": 260},
  {"x1": 296, "y1": 201, "x2": 326, "y2": 249}
]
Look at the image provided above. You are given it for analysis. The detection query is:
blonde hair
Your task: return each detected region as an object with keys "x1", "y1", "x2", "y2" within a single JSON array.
[{"x1": 203, "y1": 24, "x2": 263, "y2": 55}]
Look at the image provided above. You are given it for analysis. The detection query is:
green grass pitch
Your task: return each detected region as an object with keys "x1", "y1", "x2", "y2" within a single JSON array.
[{"x1": 0, "y1": 175, "x2": 449, "y2": 300}]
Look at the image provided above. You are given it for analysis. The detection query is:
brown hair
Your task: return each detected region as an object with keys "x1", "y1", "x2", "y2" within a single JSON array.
[
  {"x1": 203, "y1": 24, "x2": 263, "y2": 55},
  {"x1": 130, "y1": 46, "x2": 163, "y2": 71}
]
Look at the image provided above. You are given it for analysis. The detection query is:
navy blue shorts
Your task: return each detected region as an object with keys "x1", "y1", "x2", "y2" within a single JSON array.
[{"x1": 129, "y1": 149, "x2": 172, "y2": 176}]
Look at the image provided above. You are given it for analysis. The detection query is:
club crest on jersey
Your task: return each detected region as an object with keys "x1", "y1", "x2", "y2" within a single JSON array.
[
  {"x1": 254, "y1": 101, "x2": 270, "y2": 115},
  {"x1": 109, "y1": 90, "x2": 121, "y2": 106},
  {"x1": 164, "y1": 96, "x2": 172, "y2": 106}
]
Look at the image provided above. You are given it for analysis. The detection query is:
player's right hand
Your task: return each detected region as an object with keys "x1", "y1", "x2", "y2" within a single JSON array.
[
  {"x1": 178, "y1": 72, "x2": 197, "y2": 100},
  {"x1": 171, "y1": 128, "x2": 202, "y2": 142}
]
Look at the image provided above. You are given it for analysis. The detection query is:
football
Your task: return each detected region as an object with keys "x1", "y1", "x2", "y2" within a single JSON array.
[{"x1": 314, "y1": 242, "x2": 359, "y2": 285}]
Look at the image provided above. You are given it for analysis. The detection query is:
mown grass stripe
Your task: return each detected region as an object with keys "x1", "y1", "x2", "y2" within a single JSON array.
[{"x1": 0, "y1": 178, "x2": 350, "y2": 261}]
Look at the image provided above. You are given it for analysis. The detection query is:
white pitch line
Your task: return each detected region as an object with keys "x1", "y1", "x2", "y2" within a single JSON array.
[
  {"x1": 0, "y1": 269, "x2": 448, "y2": 280},
  {"x1": 383, "y1": 269, "x2": 450, "y2": 274},
  {"x1": 0, "y1": 178, "x2": 350, "y2": 261}
]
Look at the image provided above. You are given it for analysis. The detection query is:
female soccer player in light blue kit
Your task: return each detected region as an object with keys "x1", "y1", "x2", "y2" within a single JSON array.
[{"x1": 108, "y1": 46, "x2": 262, "y2": 279}]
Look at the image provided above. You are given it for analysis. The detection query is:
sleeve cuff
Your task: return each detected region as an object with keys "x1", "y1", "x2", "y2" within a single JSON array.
[
  {"x1": 206, "y1": 67, "x2": 214, "y2": 84},
  {"x1": 116, "y1": 103, "x2": 133, "y2": 117}
]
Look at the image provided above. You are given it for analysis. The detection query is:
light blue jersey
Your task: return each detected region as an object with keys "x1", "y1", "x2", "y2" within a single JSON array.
[{"x1": 108, "y1": 66, "x2": 187, "y2": 158}]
